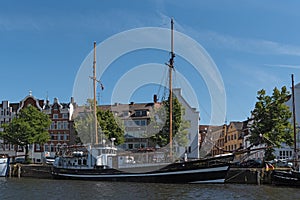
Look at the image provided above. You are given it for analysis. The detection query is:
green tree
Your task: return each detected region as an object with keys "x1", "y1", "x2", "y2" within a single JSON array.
[
  {"x1": 74, "y1": 108, "x2": 95, "y2": 144},
  {"x1": 151, "y1": 95, "x2": 189, "y2": 148},
  {"x1": 0, "y1": 106, "x2": 51, "y2": 162},
  {"x1": 249, "y1": 86, "x2": 293, "y2": 160},
  {"x1": 174, "y1": 115, "x2": 190, "y2": 148},
  {"x1": 97, "y1": 109, "x2": 125, "y2": 146},
  {"x1": 74, "y1": 99, "x2": 125, "y2": 146}
]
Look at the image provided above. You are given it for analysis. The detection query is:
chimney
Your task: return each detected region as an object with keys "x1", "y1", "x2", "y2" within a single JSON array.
[{"x1": 153, "y1": 94, "x2": 158, "y2": 103}]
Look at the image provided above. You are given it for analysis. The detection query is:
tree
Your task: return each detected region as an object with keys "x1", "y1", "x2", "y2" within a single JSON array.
[
  {"x1": 151, "y1": 95, "x2": 189, "y2": 148},
  {"x1": 74, "y1": 108, "x2": 95, "y2": 145},
  {"x1": 0, "y1": 105, "x2": 51, "y2": 162},
  {"x1": 249, "y1": 86, "x2": 293, "y2": 160},
  {"x1": 74, "y1": 99, "x2": 125, "y2": 146},
  {"x1": 97, "y1": 109, "x2": 125, "y2": 146}
]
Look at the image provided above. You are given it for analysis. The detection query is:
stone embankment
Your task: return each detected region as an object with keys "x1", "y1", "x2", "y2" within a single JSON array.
[
  {"x1": 226, "y1": 167, "x2": 272, "y2": 185},
  {"x1": 9, "y1": 164, "x2": 52, "y2": 179}
]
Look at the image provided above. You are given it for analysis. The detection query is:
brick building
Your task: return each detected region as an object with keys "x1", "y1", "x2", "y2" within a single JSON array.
[{"x1": 0, "y1": 92, "x2": 76, "y2": 162}]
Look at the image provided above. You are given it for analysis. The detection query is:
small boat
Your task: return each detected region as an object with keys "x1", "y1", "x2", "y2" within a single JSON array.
[
  {"x1": 52, "y1": 19, "x2": 234, "y2": 183},
  {"x1": 0, "y1": 154, "x2": 10, "y2": 177},
  {"x1": 52, "y1": 144, "x2": 234, "y2": 183},
  {"x1": 271, "y1": 170, "x2": 300, "y2": 186}
]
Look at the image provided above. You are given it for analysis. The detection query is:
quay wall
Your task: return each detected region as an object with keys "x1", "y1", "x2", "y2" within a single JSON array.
[
  {"x1": 9, "y1": 164, "x2": 52, "y2": 179},
  {"x1": 226, "y1": 168, "x2": 272, "y2": 185}
]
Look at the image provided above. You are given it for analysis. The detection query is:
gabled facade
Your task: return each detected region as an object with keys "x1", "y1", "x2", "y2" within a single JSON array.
[
  {"x1": 199, "y1": 124, "x2": 226, "y2": 157},
  {"x1": 0, "y1": 92, "x2": 76, "y2": 162},
  {"x1": 224, "y1": 122, "x2": 245, "y2": 152},
  {"x1": 43, "y1": 97, "x2": 76, "y2": 157},
  {"x1": 0, "y1": 100, "x2": 18, "y2": 154},
  {"x1": 199, "y1": 121, "x2": 249, "y2": 160}
]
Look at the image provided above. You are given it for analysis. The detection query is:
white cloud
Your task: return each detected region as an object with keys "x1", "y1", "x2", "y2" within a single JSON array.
[
  {"x1": 185, "y1": 29, "x2": 300, "y2": 57},
  {"x1": 264, "y1": 64, "x2": 300, "y2": 69}
]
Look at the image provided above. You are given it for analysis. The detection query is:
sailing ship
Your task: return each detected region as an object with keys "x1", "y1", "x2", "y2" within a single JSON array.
[
  {"x1": 0, "y1": 154, "x2": 9, "y2": 177},
  {"x1": 52, "y1": 19, "x2": 234, "y2": 183},
  {"x1": 271, "y1": 74, "x2": 300, "y2": 186}
]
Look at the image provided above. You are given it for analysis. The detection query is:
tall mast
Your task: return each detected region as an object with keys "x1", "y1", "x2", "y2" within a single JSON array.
[
  {"x1": 93, "y1": 41, "x2": 98, "y2": 145},
  {"x1": 292, "y1": 74, "x2": 297, "y2": 168},
  {"x1": 168, "y1": 18, "x2": 175, "y2": 160}
]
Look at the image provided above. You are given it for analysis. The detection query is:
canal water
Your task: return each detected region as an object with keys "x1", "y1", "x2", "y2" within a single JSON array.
[{"x1": 0, "y1": 177, "x2": 299, "y2": 200}]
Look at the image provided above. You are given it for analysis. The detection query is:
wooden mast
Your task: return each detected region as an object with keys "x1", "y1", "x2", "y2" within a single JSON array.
[
  {"x1": 292, "y1": 74, "x2": 297, "y2": 168},
  {"x1": 93, "y1": 41, "x2": 98, "y2": 145},
  {"x1": 168, "y1": 18, "x2": 175, "y2": 160}
]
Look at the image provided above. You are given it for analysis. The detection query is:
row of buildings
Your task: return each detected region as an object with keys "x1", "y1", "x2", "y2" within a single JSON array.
[
  {"x1": 0, "y1": 89, "x2": 199, "y2": 162},
  {"x1": 1, "y1": 83, "x2": 300, "y2": 163}
]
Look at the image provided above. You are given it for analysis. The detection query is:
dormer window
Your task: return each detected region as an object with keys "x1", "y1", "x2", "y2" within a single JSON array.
[
  {"x1": 135, "y1": 110, "x2": 147, "y2": 117},
  {"x1": 62, "y1": 113, "x2": 68, "y2": 119}
]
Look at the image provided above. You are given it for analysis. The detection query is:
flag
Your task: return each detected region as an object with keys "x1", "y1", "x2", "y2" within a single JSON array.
[{"x1": 265, "y1": 163, "x2": 274, "y2": 171}]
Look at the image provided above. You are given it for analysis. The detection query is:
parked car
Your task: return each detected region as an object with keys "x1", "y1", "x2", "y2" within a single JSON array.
[{"x1": 44, "y1": 156, "x2": 55, "y2": 165}]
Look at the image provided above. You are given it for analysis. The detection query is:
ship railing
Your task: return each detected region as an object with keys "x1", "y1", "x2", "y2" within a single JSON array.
[{"x1": 118, "y1": 162, "x2": 169, "y2": 169}]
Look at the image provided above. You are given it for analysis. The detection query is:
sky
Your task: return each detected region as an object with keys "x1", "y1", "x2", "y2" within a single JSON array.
[{"x1": 0, "y1": 0, "x2": 299, "y2": 125}]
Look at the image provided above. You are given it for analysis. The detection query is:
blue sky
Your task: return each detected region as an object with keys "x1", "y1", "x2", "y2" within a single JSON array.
[{"x1": 0, "y1": 0, "x2": 299, "y2": 125}]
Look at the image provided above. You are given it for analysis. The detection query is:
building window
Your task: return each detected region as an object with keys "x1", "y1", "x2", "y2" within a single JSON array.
[
  {"x1": 50, "y1": 144, "x2": 55, "y2": 152},
  {"x1": 36, "y1": 144, "x2": 41, "y2": 151},
  {"x1": 53, "y1": 114, "x2": 59, "y2": 119},
  {"x1": 63, "y1": 133, "x2": 69, "y2": 141},
  {"x1": 135, "y1": 110, "x2": 147, "y2": 117},
  {"x1": 134, "y1": 120, "x2": 141, "y2": 126},
  {"x1": 141, "y1": 120, "x2": 146, "y2": 126},
  {"x1": 50, "y1": 122, "x2": 56, "y2": 130},
  {"x1": 62, "y1": 113, "x2": 68, "y2": 119},
  {"x1": 56, "y1": 122, "x2": 61, "y2": 130},
  {"x1": 63, "y1": 121, "x2": 69, "y2": 130},
  {"x1": 44, "y1": 144, "x2": 49, "y2": 152}
]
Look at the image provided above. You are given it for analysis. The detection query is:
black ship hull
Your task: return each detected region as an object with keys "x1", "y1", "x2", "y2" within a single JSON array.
[
  {"x1": 271, "y1": 170, "x2": 300, "y2": 186},
  {"x1": 52, "y1": 154, "x2": 233, "y2": 183}
]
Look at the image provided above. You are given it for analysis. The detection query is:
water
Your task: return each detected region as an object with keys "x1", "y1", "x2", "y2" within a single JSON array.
[{"x1": 0, "y1": 178, "x2": 299, "y2": 200}]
